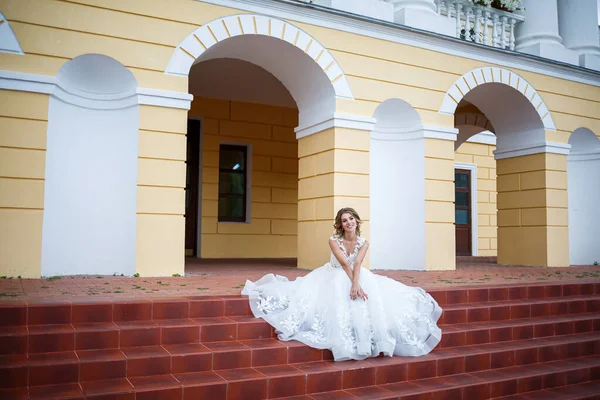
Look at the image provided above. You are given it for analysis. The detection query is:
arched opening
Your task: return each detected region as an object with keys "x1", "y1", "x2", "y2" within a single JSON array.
[
  {"x1": 42, "y1": 54, "x2": 139, "y2": 276},
  {"x1": 567, "y1": 128, "x2": 600, "y2": 265},
  {"x1": 445, "y1": 67, "x2": 561, "y2": 266},
  {"x1": 175, "y1": 17, "x2": 346, "y2": 263},
  {"x1": 370, "y1": 99, "x2": 425, "y2": 270}
]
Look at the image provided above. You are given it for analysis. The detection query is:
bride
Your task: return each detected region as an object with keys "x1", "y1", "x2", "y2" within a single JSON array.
[{"x1": 241, "y1": 207, "x2": 442, "y2": 361}]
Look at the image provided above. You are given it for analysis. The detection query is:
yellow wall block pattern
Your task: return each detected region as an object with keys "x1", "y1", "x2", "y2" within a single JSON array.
[
  {"x1": 136, "y1": 214, "x2": 185, "y2": 276},
  {"x1": 137, "y1": 186, "x2": 185, "y2": 215},
  {"x1": 426, "y1": 223, "x2": 456, "y2": 270},
  {"x1": 139, "y1": 130, "x2": 186, "y2": 161},
  {"x1": 138, "y1": 159, "x2": 186, "y2": 188},
  {"x1": 0, "y1": 148, "x2": 46, "y2": 180},
  {"x1": 0, "y1": 117, "x2": 47, "y2": 150},
  {"x1": 0, "y1": 210, "x2": 43, "y2": 278},
  {"x1": 202, "y1": 234, "x2": 297, "y2": 258},
  {"x1": 0, "y1": 178, "x2": 45, "y2": 209},
  {"x1": 189, "y1": 97, "x2": 298, "y2": 258},
  {"x1": 496, "y1": 154, "x2": 569, "y2": 266},
  {"x1": 140, "y1": 106, "x2": 188, "y2": 134}
]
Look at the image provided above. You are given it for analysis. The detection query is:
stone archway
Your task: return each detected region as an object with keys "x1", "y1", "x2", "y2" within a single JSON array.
[
  {"x1": 166, "y1": 14, "x2": 354, "y2": 133},
  {"x1": 441, "y1": 67, "x2": 569, "y2": 267},
  {"x1": 167, "y1": 15, "x2": 369, "y2": 271}
]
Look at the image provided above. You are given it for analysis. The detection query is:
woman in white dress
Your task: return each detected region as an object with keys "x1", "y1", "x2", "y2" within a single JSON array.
[{"x1": 241, "y1": 207, "x2": 442, "y2": 361}]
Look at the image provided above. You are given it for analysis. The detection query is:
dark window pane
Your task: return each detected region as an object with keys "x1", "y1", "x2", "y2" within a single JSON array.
[
  {"x1": 219, "y1": 197, "x2": 244, "y2": 219},
  {"x1": 456, "y1": 209, "x2": 469, "y2": 225},
  {"x1": 455, "y1": 192, "x2": 469, "y2": 207},
  {"x1": 455, "y1": 173, "x2": 469, "y2": 188},
  {"x1": 219, "y1": 147, "x2": 246, "y2": 170},
  {"x1": 219, "y1": 172, "x2": 245, "y2": 195}
]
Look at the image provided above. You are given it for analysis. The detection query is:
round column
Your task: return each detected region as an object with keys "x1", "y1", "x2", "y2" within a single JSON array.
[
  {"x1": 557, "y1": 0, "x2": 600, "y2": 55},
  {"x1": 515, "y1": 0, "x2": 578, "y2": 65}
]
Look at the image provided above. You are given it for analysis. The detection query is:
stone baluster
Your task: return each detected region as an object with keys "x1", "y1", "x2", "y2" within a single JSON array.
[
  {"x1": 455, "y1": 2, "x2": 462, "y2": 38},
  {"x1": 464, "y1": 5, "x2": 471, "y2": 41},
  {"x1": 492, "y1": 13, "x2": 500, "y2": 48},
  {"x1": 474, "y1": 7, "x2": 482, "y2": 43},
  {"x1": 509, "y1": 18, "x2": 516, "y2": 50},
  {"x1": 500, "y1": 16, "x2": 508, "y2": 48},
  {"x1": 483, "y1": 10, "x2": 490, "y2": 46}
]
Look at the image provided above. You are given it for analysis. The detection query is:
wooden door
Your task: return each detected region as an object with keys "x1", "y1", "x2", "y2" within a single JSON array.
[
  {"x1": 455, "y1": 169, "x2": 472, "y2": 256},
  {"x1": 185, "y1": 119, "x2": 201, "y2": 257}
]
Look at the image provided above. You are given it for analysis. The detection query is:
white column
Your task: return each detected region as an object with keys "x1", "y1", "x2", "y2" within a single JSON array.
[
  {"x1": 557, "y1": 0, "x2": 600, "y2": 72},
  {"x1": 514, "y1": 0, "x2": 578, "y2": 65},
  {"x1": 389, "y1": 0, "x2": 455, "y2": 36}
]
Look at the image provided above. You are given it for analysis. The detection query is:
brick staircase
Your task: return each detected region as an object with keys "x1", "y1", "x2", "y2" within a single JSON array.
[{"x1": 1, "y1": 283, "x2": 599, "y2": 399}]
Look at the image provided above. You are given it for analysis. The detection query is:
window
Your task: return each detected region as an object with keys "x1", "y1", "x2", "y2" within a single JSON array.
[{"x1": 218, "y1": 144, "x2": 247, "y2": 222}]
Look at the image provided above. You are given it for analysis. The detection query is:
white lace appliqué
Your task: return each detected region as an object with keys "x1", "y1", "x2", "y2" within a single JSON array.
[{"x1": 256, "y1": 295, "x2": 289, "y2": 314}]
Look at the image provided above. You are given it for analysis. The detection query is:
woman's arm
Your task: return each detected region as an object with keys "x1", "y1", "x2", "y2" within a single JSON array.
[
  {"x1": 352, "y1": 240, "x2": 369, "y2": 281},
  {"x1": 352, "y1": 240, "x2": 370, "y2": 300},
  {"x1": 328, "y1": 239, "x2": 354, "y2": 282}
]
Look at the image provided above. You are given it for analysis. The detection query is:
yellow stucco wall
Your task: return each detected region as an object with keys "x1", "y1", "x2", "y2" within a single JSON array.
[
  {"x1": 0, "y1": 0, "x2": 599, "y2": 275},
  {"x1": 0, "y1": 90, "x2": 48, "y2": 278},
  {"x1": 189, "y1": 97, "x2": 299, "y2": 258},
  {"x1": 456, "y1": 142, "x2": 498, "y2": 256}
]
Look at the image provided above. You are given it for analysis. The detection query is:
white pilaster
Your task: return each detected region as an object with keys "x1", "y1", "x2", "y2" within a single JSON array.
[
  {"x1": 515, "y1": 0, "x2": 578, "y2": 66},
  {"x1": 557, "y1": 0, "x2": 600, "y2": 72},
  {"x1": 388, "y1": 0, "x2": 455, "y2": 36}
]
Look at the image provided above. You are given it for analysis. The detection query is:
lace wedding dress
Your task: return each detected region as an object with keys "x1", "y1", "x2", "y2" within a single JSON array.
[{"x1": 241, "y1": 236, "x2": 442, "y2": 361}]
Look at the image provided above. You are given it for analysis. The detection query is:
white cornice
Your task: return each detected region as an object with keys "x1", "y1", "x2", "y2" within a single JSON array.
[
  {"x1": 295, "y1": 113, "x2": 376, "y2": 138},
  {"x1": 494, "y1": 141, "x2": 571, "y2": 160},
  {"x1": 199, "y1": 0, "x2": 600, "y2": 87},
  {"x1": 568, "y1": 149, "x2": 600, "y2": 162},
  {"x1": 0, "y1": 70, "x2": 192, "y2": 110},
  {"x1": 466, "y1": 131, "x2": 497, "y2": 146},
  {"x1": 371, "y1": 125, "x2": 458, "y2": 141}
]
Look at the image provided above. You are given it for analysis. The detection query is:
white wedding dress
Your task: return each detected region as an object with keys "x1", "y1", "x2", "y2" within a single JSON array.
[{"x1": 241, "y1": 236, "x2": 442, "y2": 361}]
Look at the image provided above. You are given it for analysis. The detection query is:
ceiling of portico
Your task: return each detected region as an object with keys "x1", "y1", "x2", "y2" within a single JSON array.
[{"x1": 188, "y1": 58, "x2": 296, "y2": 108}]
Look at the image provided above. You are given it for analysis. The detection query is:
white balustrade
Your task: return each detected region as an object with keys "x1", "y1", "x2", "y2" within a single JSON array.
[{"x1": 434, "y1": 0, "x2": 524, "y2": 49}]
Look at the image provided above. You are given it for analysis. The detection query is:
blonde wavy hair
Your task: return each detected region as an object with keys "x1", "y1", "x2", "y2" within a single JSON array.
[{"x1": 333, "y1": 207, "x2": 362, "y2": 237}]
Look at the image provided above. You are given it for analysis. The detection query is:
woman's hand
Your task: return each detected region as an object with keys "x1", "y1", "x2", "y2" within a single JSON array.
[{"x1": 350, "y1": 283, "x2": 368, "y2": 301}]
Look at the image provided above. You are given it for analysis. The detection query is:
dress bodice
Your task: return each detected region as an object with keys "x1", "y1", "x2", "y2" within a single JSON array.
[{"x1": 329, "y1": 235, "x2": 366, "y2": 269}]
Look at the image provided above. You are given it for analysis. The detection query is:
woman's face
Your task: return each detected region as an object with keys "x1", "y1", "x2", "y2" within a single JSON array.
[{"x1": 341, "y1": 212, "x2": 356, "y2": 234}]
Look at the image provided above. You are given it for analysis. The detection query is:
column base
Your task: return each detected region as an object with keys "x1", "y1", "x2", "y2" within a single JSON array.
[
  {"x1": 394, "y1": 8, "x2": 455, "y2": 37},
  {"x1": 516, "y1": 42, "x2": 579, "y2": 66},
  {"x1": 578, "y1": 53, "x2": 600, "y2": 72}
]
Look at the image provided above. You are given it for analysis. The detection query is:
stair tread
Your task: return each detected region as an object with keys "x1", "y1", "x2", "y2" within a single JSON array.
[{"x1": 1, "y1": 331, "x2": 598, "y2": 370}]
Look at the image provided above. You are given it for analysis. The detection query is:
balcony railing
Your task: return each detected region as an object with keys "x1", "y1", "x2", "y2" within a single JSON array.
[{"x1": 434, "y1": 0, "x2": 525, "y2": 50}]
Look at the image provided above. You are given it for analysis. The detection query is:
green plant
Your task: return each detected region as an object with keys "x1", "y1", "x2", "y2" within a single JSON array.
[
  {"x1": 133, "y1": 273, "x2": 140, "y2": 277},
  {"x1": 594, "y1": 261, "x2": 599, "y2": 266},
  {"x1": 47, "y1": 276, "x2": 61, "y2": 281},
  {"x1": 172, "y1": 273, "x2": 182, "y2": 277}
]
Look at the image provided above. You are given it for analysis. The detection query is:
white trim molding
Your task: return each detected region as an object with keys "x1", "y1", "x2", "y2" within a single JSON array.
[
  {"x1": 454, "y1": 162, "x2": 478, "y2": 257},
  {"x1": 568, "y1": 149, "x2": 600, "y2": 162},
  {"x1": 440, "y1": 67, "x2": 556, "y2": 131},
  {"x1": 0, "y1": 70, "x2": 192, "y2": 110},
  {"x1": 370, "y1": 124, "x2": 458, "y2": 141},
  {"x1": 198, "y1": 0, "x2": 600, "y2": 88},
  {"x1": 166, "y1": 13, "x2": 354, "y2": 100},
  {"x1": 0, "y1": 13, "x2": 23, "y2": 55},
  {"x1": 467, "y1": 131, "x2": 497, "y2": 146},
  {"x1": 423, "y1": 125, "x2": 459, "y2": 141},
  {"x1": 295, "y1": 113, "x2": 376, "y2": 138},
  {"x1": 494, "y1": 141, "x2": 571, "y2": 160}
]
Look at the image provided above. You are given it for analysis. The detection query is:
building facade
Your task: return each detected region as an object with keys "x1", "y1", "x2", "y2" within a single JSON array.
[{"x1": 0, "y1": 0, "x2": 599, "y2": 278}]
